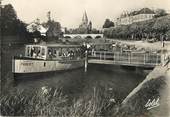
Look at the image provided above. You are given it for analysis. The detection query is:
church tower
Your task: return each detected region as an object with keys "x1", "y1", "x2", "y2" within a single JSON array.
[
  {"x1": 79, "y1": 11, "x2": 92, "y2": 34},
  {"x1": 82, "y1": 11, "x2": 88, "y2": 26},
  {"x1": 79, "y1": 11, "x2": 89, "y2": 29}
]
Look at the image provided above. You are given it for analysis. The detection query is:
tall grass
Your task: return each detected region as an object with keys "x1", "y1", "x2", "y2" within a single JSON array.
[
  {"x1": 1, "y1": 76, "x2": 165, "y2": 117},
  {"x1": 0, "y1": 85, "x2": 118, "y2": 116}
]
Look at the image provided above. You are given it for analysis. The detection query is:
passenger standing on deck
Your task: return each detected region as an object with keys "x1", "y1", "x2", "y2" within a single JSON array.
[
  {"x1": 161, "y1": 34, "x2": 165, "y2": 48},
  {"x1": 30, "y1": 47, "x2": 34, "y2": 57},
  {"x1": 81, "y1": 42, "x2": 87, "y2": 57},
  {"x1": 37, "y1": 50, "x2": 41, "y2": 58},
  {"x1": 86, "y1": 43, "x2": 91, "y2": 51},
  {"x1": 48, "y1": 49, "x2": 53, "y2": 59},
  {"x1": 33, "y1": 48, "x2": 37, "y2": 58}
]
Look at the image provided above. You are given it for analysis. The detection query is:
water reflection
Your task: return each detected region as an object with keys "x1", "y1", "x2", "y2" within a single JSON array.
[{"x1": 14, "y1": 64, "x2": 149, "y2": 101}]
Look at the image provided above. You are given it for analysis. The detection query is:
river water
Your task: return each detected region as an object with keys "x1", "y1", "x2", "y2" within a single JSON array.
[{"x1": 12, "y1": 64, "x2": 148, "y2": 103}]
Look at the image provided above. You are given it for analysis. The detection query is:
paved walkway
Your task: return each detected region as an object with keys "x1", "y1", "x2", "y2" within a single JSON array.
[{"x1": 107, "y1": 39, "x2": 170, "y2": 50}]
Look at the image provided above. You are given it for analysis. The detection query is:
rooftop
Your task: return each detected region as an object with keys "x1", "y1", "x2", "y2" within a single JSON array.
[{"x1": 120, "y1": 8, "x2": 155, "y2": 18}]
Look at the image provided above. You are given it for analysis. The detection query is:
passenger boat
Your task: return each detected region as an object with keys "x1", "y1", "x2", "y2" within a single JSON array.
[{"x1": 12, "y1": 43, "x2": 85, "y2": 77}]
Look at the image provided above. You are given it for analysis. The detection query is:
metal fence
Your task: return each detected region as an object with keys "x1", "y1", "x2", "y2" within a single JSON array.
[{"x1": 88, "y1": 51, "x2": 161, "y2": 66}]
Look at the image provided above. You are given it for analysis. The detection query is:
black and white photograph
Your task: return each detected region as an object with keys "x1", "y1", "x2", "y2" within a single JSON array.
[{"x1": 0, "y1": 0, "x2": 170, "y2": 116}]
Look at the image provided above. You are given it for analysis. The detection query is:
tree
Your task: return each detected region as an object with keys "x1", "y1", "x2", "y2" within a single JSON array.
[
  {"x1": 32, "y1": 30, "x2": 41, "y2": 38},
  {"x1": 103, "y1": 19, "x2": 114, "y2": 28},
  {"x1": 64, "y1": 27, "x2": 70, "y2": 34},
  {"x1": 153, "y1": 15, "x2": 170, "y2": 34},
  {"x1": 2, "y1": 4, "x2": 17, "y2": 21},
  {"x1": 1, "y1": 4, "x2": 17, "y2": 35},
  {"x1": 46, "y1": 20, "x2": 62, "y2": 41},
  {"x1": 91, "y1": 28, "x2": 100, "y2": 34},
  {"x1": 165, "y1": 30, "x2": 170, "y2": 40},
  {"x1": 1, "y1": 4, "x2": 28, "y2": 36},
  {"x1": 154, "y1": 9, "x2": 168, "y2": 18}
]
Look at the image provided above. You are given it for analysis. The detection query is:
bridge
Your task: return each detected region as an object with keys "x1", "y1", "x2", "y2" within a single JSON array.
[
  {"x1": 63, "y1": 34, "x2": 103, "y2": 39},
  {"x1": 88, "y1": 51, "x2": 162, "y2": 68}
]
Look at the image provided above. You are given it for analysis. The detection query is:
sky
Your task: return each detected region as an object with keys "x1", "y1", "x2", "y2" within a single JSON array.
[{"x1": 2, "y1": 0, "x2": 170, "y2": 29}]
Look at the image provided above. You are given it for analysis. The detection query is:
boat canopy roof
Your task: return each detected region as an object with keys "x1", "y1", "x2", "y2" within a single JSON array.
[{"x1": 26, "y1": 44, "x2": 81, "y2": 48}]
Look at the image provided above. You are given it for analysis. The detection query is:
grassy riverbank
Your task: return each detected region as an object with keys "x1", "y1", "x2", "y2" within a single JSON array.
[
  {"x1": 0, "y1": 84, "x2": 120, "y2": 116},
  {"x1": 1, "y1": 69, "x2": 168, "y2": 117},
  {"x1": 1, "y1": 44, "x2": 25, "y2": 91},
  {"x1": 118, "y1": 65, "x2": 170, "y2": 117}
]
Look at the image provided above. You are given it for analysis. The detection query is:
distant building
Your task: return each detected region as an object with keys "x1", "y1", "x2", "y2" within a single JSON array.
[
  {"x1": 27, "y1": 19, "x2": 48, "y2": 36},
  {"x1": 115, "y1": 8, "x2": 155, "y2": 26},
  {"x1": 79, "y1": 11, "x2": 89, "y2": 29},
  {"x1": 78, "y1": 11, "x2": 92, "y2": 34}
]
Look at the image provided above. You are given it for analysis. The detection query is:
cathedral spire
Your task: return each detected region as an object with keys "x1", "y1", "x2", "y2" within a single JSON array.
[
  {"x1": 82, "y1": 11, "x2": 88, "y2": 25},
  {"x1": 79, "y1": 11, "x2": 92, "y2": 34}
]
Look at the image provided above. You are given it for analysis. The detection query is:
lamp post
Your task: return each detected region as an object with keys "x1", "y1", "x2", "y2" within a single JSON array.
[
  {"x1": 0, "y1": 0, "x2": 3, "y2": 46},
  {"x1": 0, "y1": 0, "x2": 2, "y2": 81},
  {"x1": 0, "y1": 0, "x2": 4, "y2": 36}
]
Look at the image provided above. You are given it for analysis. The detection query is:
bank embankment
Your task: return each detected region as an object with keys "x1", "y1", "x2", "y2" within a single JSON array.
[
  {"x1": 1, "y1": 44, "x2": 25, "y2": 91},
  {"x1": 117, "y1": 63, "x2": 170, "y2": 117}
]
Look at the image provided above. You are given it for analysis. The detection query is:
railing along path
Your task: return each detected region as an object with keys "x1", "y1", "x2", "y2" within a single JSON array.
[{"x1": 88, "y1": 50, "x2": 161, "y2": 67}]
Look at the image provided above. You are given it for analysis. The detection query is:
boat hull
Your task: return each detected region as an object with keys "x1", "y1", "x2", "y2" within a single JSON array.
[
  {"x1": 12, "y1": 57, "x2": 85, "y2": 78},
  {"x1": 13, "y1": 67, "x2": 83, "y2": 79}
]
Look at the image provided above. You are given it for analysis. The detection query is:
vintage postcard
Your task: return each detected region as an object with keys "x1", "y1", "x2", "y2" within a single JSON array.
[{"x1": 0, "y1": 0, "x2": 170, "y2": 116}]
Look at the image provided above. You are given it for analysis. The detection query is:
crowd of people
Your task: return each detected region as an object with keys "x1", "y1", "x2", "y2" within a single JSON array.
[
  {"x1": 47, "y1": 47, "x2": 87, "y2": 60},
  {"x1": 26, "y1": 43, "x2": 90, "y2": 60},
  {"x1": 27, "y1": 47, "x2": 43, "y2": 59}
]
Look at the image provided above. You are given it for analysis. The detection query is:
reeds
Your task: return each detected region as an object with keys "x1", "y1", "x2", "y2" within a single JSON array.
[
  {"x1": 2, "y1": 77, "x2": 162, "y2": 117},
  {"x1": 0, "y1": 85, "x2": 118, "y2": 116}
]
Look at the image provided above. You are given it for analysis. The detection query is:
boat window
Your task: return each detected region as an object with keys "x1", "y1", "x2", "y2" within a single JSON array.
[
  {"x1": 59, "y1": 48, "x2": 62, "y2": 56},
  {"x1": 29, "y1": 46, "x2": 41, "y2": 58},
  {"x1": 62, "y1": 48, "x2": 67, "y2": 57},
  {"x1": 47, "y1": 48, "x2": 56, "y2": 59},
  {"x1": 53, "y1": 48, "x2": 62, "y2": 57},
  {"x1": 54, "y1": 49, "x2": 57, "y2": 54},
  {"x1": 52, "y1": 48, "x2": 57, "y2": 58},
  {"x1": 34, "y1": 47, "x2": 41, "y2": 58},
  {"x1": 45, "y1": 46, "x2": 84, "y2": 60},
  {"x1": 48, "y1": 48, "x2": 52, "y2": 59},
  {"x1": 26, "y1": 46, "x2": 31, "y2": 57},
  {"x1": 62, "y1": 47, "x2": 83, "y2": 60},
  {"x1": 53, "y1": 48, "x2": 61, "y2": 58},
  {"x1": 41, "y1": 48, "x2": 45, "y2": 56}
]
